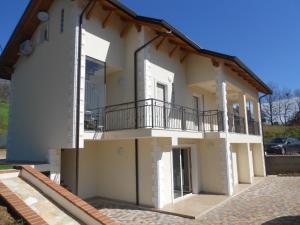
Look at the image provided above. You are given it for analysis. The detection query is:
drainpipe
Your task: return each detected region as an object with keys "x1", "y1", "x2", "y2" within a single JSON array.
[
  {"x1": 135, "y1": 139, "x2": 139, "y2": 205},
  {"x1": 133, "y1": 30, "x2": 171, "y2": 205},
  {"x1": 134, "y1": 31, "x2": 171, "y2": 129},
  {"x1": 75, "y1": 0, "x2": 94, "y2": 196}
]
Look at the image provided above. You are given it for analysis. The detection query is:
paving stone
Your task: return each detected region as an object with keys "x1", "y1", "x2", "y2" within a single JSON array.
[{"x1": 89, "y1": 176, "x2": 300, "y2": 225}]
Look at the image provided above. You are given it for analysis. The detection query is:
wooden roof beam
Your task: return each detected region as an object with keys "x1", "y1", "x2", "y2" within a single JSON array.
[
  {"x1": 169, "y1": 39, "x2": 191, "y2": 50},
  {"x1": 86, "y1": 0, "x2": 97, "y2": 20},
  {"x1": 118, "y1": 16, "x2": 142, "y2": 32},
  {"x1": 156, "y1": 36, "x2": 166, "y2": 50},
  {"x1": 211, "y1": 59, "x2": 220, "y2": 67},
  {"x1": 120, "y1": 23, "x2": 131, "y2": 37},
  {"x1": 180, "y1": 52, "x2": 189, "y2": 64},
  {"x1": 169, "y1": 45, "x2": 178, "y2": 58},
  {"x1": 102, "y1": 10, "x2": 113, "y2": 28},
  {"x1": 101, "y1": 4, "x2": 115, "y2": 11}
]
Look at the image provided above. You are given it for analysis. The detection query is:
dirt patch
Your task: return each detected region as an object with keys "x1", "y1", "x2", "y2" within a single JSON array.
[{"x1": 0, "y1": 200, "x2": 25, "y2": 225}]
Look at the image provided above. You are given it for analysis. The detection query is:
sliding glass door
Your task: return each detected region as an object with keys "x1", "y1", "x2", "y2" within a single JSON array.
[{"x1": 172, "y1": 147, "x2": 192, "y2": 199}]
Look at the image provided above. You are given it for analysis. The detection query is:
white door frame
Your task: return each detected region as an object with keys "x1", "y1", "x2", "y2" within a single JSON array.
[{"x1": 170, "y1": 144, "x2": 198, "y2": 203}]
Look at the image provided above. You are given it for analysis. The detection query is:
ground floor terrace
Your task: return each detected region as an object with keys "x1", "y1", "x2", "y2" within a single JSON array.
[
  {"x1": 60, "y1": 136, "x2": 265, "y2": 210},
  {"x1": 87, "y1": 176, "x2": 300, "y2": 225}
]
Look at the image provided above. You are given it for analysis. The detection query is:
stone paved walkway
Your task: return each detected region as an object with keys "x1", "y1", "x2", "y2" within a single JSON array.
[
  {"x1": 89, "y1": 176, "x2": 300, "y2": 225},
  {"x1": 1, "y1": 177, "x2": 80, "y2": 225}
]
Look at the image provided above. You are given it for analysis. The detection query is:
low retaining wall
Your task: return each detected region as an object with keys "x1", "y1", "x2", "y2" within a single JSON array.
[
  {"x1": 19, "y1": 166, "x2": 119, "y2": 225},
  {"x1": 0, "y1": 180, "x2": 48, "y2": 225},
  {"x1": 265, "y1": 155, "x2": 300, "y2": 175}
]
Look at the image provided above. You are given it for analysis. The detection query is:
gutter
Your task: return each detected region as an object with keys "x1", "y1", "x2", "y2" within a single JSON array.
[
  {"x1": 75, "y1": 0, "x2": 94, "y2": 195},
  {"x1": 133, "y1": 30, "x2": 171, "y2": 205}
]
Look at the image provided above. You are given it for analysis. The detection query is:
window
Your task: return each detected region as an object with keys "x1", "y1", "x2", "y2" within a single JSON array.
[
  {"x1": 156, "y1": 83, "x2": 166, "y2": 102},
  {"x1": 192, "y1": 96, "x2": 199, "y2": 110},
  {"x1": 36, "y1": 23, "x2": 49, "y2": 44},
  {"x1": 85, "y1": 57, "x2": 106, "y2": 111},
  {"x1": 60, "y1": 9, "x2": 64, "y2": 33},
  {"x1": 232, "y1": 103, "x2": 240, "y2": 116},
  {"x1": 84, "y1": 57, "x2": 106, "y2": 130},
  {"x1": 171, "y1": 83, "x2": 175, "y2": 104},
  {"x1": 246, "y1": 101, "x2": 254, "y2": 120}
]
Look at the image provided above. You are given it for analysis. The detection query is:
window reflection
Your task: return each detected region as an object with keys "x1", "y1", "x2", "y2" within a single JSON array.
[{"x1": 84, "y1": 57, "x2": 105, "y2": 130}]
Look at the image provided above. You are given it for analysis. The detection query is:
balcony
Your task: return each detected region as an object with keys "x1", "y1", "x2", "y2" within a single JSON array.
[
  {"x1": 228, "y1": 113, "x2": 246, "y2": 134},
  {"x1": 84, "y1": 98, "x2": 260, "y2": 136},
  {"x1": 248, "y1": 119, "x2": 260, "y2": 135}
]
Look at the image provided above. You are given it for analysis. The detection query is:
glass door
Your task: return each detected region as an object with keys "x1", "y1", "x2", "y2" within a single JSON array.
[
  {"x1": 84, "y1": 56, "x2": 106, "y2": 130},
  {"x1": 156, "y1": 83, "x2": 166, "y2": 128},
  {"x1": 172, "y1": 147, "x2": 192, "y2": 199}
]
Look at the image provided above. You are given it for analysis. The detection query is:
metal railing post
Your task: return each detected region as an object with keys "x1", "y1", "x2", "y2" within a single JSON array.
[
  {"x1": 151, "y1": 99, "x2": 154, "y2": 128},
  {"x1": 163, "y1": 101, "x2": 166, "y2": 129},
  {"x1": 217, "y1": 111, "x2": 220, "y2": 132},
  {"x1": 197, "y1": 109, "x2": 200, "y2": 132},
  {"x1": 202, "y1": 111, "x2": 205, "y2": 133},
  {"x1": 181, "y1": 106, "x2": 185, "y2": 130}
]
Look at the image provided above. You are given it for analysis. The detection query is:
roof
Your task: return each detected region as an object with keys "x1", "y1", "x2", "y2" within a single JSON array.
[{"x1": 0, "y1": 0, "x2": 271, "y2": 94}]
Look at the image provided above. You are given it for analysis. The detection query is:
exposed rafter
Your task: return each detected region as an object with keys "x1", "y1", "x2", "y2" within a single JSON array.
[
  {"x1": 120, "y1": 23, "x2": 131, "y2": 37},
  {"x1": 156, "y1": 36, "x2": 166, "y2": 50},
  {"x1": 120, "y1": 16, "x2": 142, "y2": 32},
  {"x1": 169, "y1": 45, "x2": 178, "y2": 58},
  {"x1": 85, "y1": 0, "x2": 97, "y2": 20},
  {"x1": 180, "y1": 52, "x2": 189, "y2": 63},
  {"x1": 102, "y1": 10, "x2": 113, "y2": 28},
  {"x1": 211, "y1": 59, "x2": 220, "y2": 67}
]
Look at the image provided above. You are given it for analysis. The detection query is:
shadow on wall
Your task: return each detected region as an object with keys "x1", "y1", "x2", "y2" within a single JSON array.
[{"x1": 262, "y1": 216, "x2": 300, "y2": 225}]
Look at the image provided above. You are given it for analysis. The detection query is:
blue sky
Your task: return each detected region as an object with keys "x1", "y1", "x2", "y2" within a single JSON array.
[{"x1": 1, "y1": 0, "x2": 300, "y2": 90}]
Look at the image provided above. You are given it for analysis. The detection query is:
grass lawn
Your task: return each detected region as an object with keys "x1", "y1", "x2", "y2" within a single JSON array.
[
  {"x1": 263, "y1": 125, "x2": 300, "y2": 143},
  {"x1": 0, "y1": 164, "x2": 13, "y2": 170},
  {"x1": 0, "y1": 102, "x2": 9, "y2": 134}
]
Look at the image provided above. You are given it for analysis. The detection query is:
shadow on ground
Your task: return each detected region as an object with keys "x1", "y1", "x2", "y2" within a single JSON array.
[{"x1": 262, "y1": 216, "x2": 300, "y2": 225}]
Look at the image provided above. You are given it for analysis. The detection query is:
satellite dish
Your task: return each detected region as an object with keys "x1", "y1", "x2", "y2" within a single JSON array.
[{"x1": 37, "y1": 11, "x2": 49, "y2": 22}]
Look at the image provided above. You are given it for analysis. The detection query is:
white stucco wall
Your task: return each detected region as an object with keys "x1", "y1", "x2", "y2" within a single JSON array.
[
  {"x1": 60, "y1": 137, "x2": 174, "y2": 208},
  {"x1": 7, "y1": 0, "x2": 79, "y2": 161},
  {"x1": 197, "y1": 139, "x2": 231, "y2": 194},
  {"x1": 145, "y1": 29, "x2": 193, "y2": 108},
  {"x1": 77, "y1": 139, "x2": 136, "y2": 201}
]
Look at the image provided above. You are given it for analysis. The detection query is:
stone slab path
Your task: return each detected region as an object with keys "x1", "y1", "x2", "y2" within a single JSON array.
[
  {"x1": 1, "y1": 177, "x2": 81, "y2": 225},
  {"x1": 89, "y1": 176, "x2": 300, "y2": 225}
]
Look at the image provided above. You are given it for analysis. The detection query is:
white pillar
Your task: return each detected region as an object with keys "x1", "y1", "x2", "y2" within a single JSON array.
[
  {"x1": 48, "y1": 149, "x2": 61, "y2": 184},
  {"x1": 151, "y1": 138, "x2": 173, "y2": 208},
  {"x1": 216, "y1": 74, "x2": 228, "y2": 133},
  {"x1": 256, "y1": 101, "x2": 263, "y2": 135},
  {"x1": 240, "y1": 94, "x2": 249, "y2": 134},
  {"x1": 252, "y1": 143, "x2": 266, "y2": 177},
  {"x1": 220, "y1": 140, "x2": 234, "y2": 195},
  {"x1": 215, "y1": 68, "x2": 233, "y2": 195},
  {"x1": 237, "y1": 143, "x2": 253, "y2": 184}
]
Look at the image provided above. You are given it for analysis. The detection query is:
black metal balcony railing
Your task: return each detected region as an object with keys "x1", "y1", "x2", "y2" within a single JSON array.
[
  {"x1": 202, "y1": 110, "x2": 224, "y2": 132},
  {"x1": 248, "y1": 119, "x2": 260, "y2": 135},
  {"x1": 84, "y1": 98, "x2": 261, "y2": 136},
  {"x1": 84, "y1": 98, "x2": 224, "y2": 132},
  {"x1": 228, "y1": 113, "x2": 246, "y2": 134}
]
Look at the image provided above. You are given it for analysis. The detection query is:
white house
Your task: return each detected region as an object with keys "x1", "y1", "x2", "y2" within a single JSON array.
[{"x1": 0, "y1": 0, "x2": 271, "y2": 209}]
